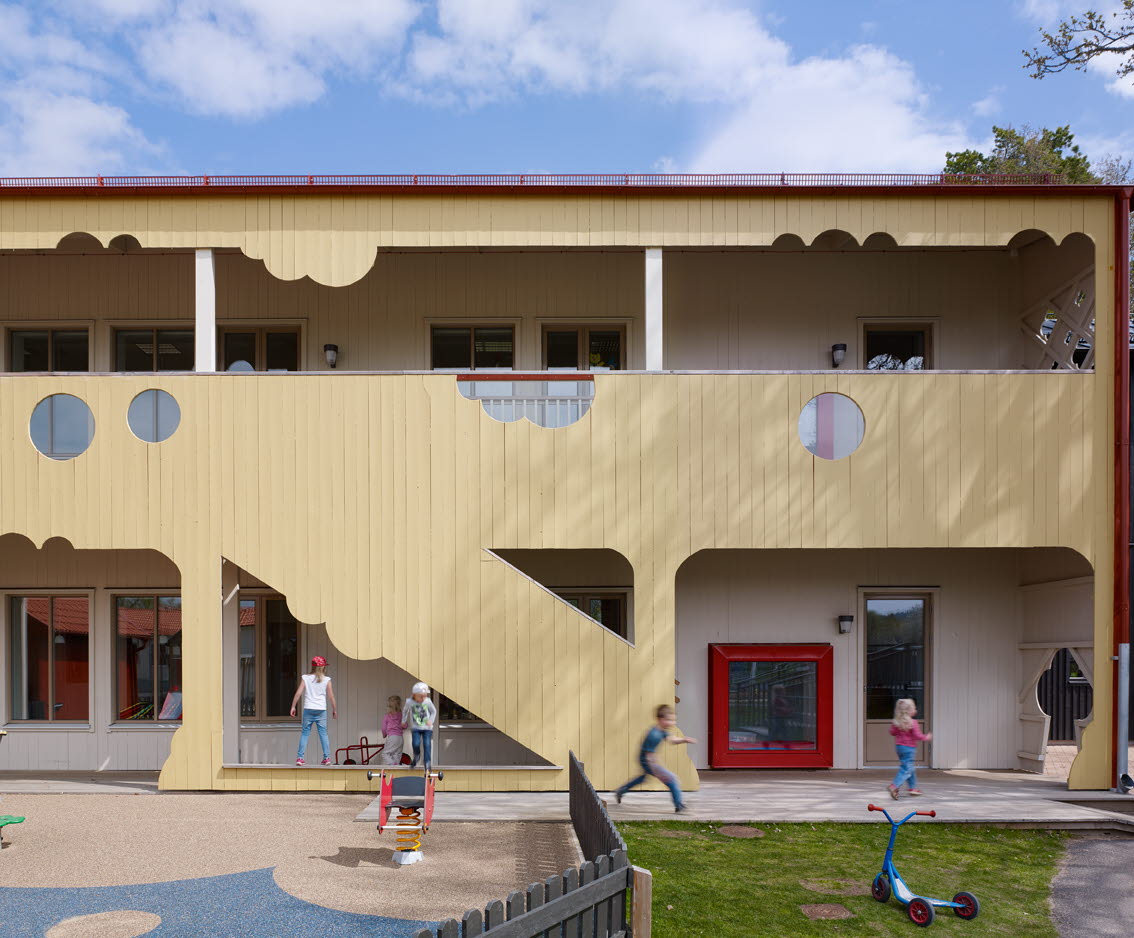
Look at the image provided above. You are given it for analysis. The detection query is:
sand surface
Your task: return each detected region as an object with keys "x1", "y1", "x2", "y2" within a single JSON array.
[{"x1": 0, "y1": 793, "x2": 580, "y2": 921}]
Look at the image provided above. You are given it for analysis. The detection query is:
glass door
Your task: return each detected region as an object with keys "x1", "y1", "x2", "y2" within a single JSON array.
[
  {"x1": 863, "y1": 594, "x2": 931, "y2": 765},
  {"x1": 709, "y1": 644, "x2": 833, "y2": 768}
]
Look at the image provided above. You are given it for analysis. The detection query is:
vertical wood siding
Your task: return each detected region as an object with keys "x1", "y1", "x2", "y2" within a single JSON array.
[
  {"x1": 0, "y1": 189, "x2": 1117, "y2": 789},
  {"x1": 0, "y1": 368, "x2": 1107, "y2": 789}
]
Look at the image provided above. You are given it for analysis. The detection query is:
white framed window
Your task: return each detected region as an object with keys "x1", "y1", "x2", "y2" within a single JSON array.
[{"x1": 8, "y1": 594, "x2": 91, "y2": 722}]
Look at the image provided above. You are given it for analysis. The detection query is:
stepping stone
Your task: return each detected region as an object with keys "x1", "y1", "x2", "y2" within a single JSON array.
[
  {"x1": 718, "y1": 825, "x2": 764, "y2": 838},
  {"x1": 800, "y1": 903, "x2": 854, "y2": 920}
]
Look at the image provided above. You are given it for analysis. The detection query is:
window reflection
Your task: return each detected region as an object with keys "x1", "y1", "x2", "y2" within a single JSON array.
[
  {"x1": 727, "y1": 661, "x2": 817, "y2": 751},
  {"x1": 865, "y1": 597, "x2": 927, "y2": 720},
  {"x1": 30, "y1": 394, "x2": 95, "y2": 460}
]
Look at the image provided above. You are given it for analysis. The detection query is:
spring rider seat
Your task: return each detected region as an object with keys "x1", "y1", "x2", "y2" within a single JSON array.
[{"x1": 367, "y1": 765, "x2": 443, "y2": 865}]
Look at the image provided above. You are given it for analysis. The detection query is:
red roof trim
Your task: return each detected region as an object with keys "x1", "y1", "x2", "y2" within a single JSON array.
[{"x1": 0, "y1": 172, "x2": 1127, "y2": 198}]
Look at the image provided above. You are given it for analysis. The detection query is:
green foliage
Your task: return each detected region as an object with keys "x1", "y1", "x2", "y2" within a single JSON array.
[
  {"x1": 620, "y1": 820, "x2": 1066, "y2": 937},
  {"x1": 944, "y1": 125, "x2": 1099, "y2": 183}
]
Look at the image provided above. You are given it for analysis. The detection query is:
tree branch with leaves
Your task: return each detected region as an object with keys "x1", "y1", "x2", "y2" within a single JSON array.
[{"x1": 1025, "y1": 2, "x2": 1134, "y2": 79}]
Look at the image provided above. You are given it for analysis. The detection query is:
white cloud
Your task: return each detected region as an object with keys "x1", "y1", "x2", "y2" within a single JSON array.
[
  {"x1": 689, "y1": 46, "x2": 971, "y2": 173},
  {"x1": 0, "y1": 87, "x2": 157, "y2": 175},
  {"x1": 54, "y1": 0, "x2": 421, "y2": 118},
  {"x1": 0, "y1": 4, "x2": 158, "y2": 174},
  {"x1": 972, "y1": 87, "x2": 1003, "y2": 117},
  {"x1": 0, "y1": 0, "x2": 987, "y2": 175},
  {"x1": 405, "y1": 0, "x2": 787, "y2": 103}
]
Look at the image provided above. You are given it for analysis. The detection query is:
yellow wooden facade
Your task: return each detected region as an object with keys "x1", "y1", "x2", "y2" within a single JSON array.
[{"x1": 0, "y1": 188, "x2": 1120, "y2": 791}]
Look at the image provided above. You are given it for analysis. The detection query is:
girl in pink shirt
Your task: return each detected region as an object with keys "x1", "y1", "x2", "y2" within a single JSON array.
[
  {"x1": 380, "y1": 695, "x2": 404, "y2": 765},
  {"x1": 888, "y1": 698, "x2": 931, "y2": 799}
]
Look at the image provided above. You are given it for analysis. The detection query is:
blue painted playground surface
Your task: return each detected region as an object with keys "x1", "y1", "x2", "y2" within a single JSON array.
[{"x1": 0, "y1": 867, "x2": 435, "y2": 938}]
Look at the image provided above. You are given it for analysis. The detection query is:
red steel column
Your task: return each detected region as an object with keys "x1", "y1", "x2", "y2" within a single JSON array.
[{"x1": 1113, "y1": 189, "x2": 1131, "y2": 787}]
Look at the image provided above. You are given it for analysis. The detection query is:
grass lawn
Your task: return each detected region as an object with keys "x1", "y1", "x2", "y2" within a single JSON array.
[{"x1": 618, "y1": 821, "x2": 1066, "y2": 938}]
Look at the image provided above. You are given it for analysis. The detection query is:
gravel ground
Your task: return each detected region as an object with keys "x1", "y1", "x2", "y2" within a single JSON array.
[
  {"x1": 0, "y1": 793, "x2": 579, "y2": 923},
  {"x1": 1052, "y1": 834, "x2": 1134, "y2": 938}
]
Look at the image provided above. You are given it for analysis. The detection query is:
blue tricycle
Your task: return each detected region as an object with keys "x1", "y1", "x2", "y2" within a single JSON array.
[{"x1": 867, "y1": 803, "x2": 980, "y2": 927}]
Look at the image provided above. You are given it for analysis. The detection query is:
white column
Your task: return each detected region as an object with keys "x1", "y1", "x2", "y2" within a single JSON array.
[
  {"x1": 221, "y1": 560, "x2": 240, "y2": 765},
  {"x1": 194, "y1": 249, "x2": 216, "y2": 372},
  {"x1": 645, "y1": 248, "x2": 663, "y2": 371}
]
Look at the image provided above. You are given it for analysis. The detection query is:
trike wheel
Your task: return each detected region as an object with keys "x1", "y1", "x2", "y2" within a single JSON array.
[
  {"x1": 953, "y1": 892, "x2": 980, "y2": 920},
  {"x1": 908, "y1": 898, "x2": 935, "y2": 927},
  {"x1": 871, "y1": 874, "x2": 891, "y2": 903}
]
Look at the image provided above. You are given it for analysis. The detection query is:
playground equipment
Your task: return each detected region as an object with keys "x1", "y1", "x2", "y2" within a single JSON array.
[
  {"x1": 867, "y1": 804, "x2": 980, "y2": 927},
  {"x1": 367, "y1": 765, "x2": 443, "y2": 865},
  {"x1": 335, "y1": 736, "x2": 384, "y2": 765}
]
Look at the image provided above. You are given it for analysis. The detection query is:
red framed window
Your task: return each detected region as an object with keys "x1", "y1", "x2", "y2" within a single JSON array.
[{"x1": 709, "y1": 644, "x2": 834, "y2": 768}]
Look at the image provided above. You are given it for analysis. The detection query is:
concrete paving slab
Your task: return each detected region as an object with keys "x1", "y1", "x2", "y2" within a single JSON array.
[
  {"x1": 0, "y1": 772, "x2": 159, "y2": 794},
  {"x1": 358, "y1": 768, "x2": 1134, "y2": 829}
]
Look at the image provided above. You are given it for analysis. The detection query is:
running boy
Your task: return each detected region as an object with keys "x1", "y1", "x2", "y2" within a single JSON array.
[{"x1": 613, "y1": 704, "x2": 697, "y2": 812}]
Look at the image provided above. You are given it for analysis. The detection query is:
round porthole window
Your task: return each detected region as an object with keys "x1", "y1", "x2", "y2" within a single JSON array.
[
  {"x1": 798, "y1": 392, "x2": 865, "y2": 460},
  {"x1": 128, "y1": 389, "x2": 181, "y2": 443},
  {"x1": 30, "y1": 394, "x2": 95, "y2": 460}
]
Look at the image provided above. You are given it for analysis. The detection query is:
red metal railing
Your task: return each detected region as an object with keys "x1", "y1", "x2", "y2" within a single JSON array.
[{"x1": 0, "y1": 172, "x2": 1070, "y2": 189}]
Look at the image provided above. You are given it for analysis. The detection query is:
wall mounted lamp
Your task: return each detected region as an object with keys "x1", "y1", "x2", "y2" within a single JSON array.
[
  {"x1": 831, "y1": 344, "x2": 847, "y2": 368},
  {"x1": 323, "y1": 344, "x2": 339, "y2": 369},
  {"x1": 837, "y1": 614, "x2": 854, "y2": 634}
]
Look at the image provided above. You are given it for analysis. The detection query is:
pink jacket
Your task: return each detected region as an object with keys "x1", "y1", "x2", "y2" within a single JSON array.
[{"x1": 890, "y1": 719, "x2": 928, "y2": 748}]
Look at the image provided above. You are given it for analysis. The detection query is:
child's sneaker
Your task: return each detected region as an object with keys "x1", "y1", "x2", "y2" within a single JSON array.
[
  {"x1": 321, "y1": 758, "x2": 331, "y2": 765},
  {"x1": 295, "y1": 758, "x2": 305, "y2": 766},
  {"x1": 907, "y1": 789, "x2": 923, "y2": 796},
  {"x1": 675, "y1": 805, "x2": 688, "y2": 813},
  {"x1": 614, "y1": 790, "x2": 623, "y2": 805},
  {"x1": 888, "y1": 784, "x2": 899, "y2": 800}
]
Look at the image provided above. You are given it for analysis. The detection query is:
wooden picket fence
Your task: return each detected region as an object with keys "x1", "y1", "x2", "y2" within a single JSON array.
[
  {"x1": 413, "y1": 849, "x2": 632, "y2": 938},
  {"x1": 415, "y1": 751, "x2": 641, "y2": 937}
]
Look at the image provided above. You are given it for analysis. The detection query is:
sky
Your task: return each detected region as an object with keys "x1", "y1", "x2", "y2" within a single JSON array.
[{"x1": 0, "y1": 0, "x2": 1131, "y2": 177}]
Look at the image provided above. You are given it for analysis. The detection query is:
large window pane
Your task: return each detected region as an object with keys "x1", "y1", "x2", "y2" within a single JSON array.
[
  {"x1": 866, "y1": 597, "x2": 927, "y2": 720},
  {"x1": 157, "y1": 330, "x2": 194, "y2": 371},
  {"x1": 546, "y1": 330, "x2": 579, "y2": 369},
  {"x1": 432, "y1": 327, "x2": 470, "y2": 369},
  {"x1": 10, "y1": 331, "x2": 49, "y2": 371},
  {"x1": 223, "y1": 333, "x2": 256, "y2": 371},
  {"x1": 473, "y1": 327, "x2": 513, "y2": 369},
  {"x1": 239, "y1": 600, "x2": 257, "y2": 717},
  {"x1": 9, "y1": 598, "x2": 49, "y2": 719},
  {"x1": 53, "y1": 598, "x2": 89, "y2": 720},
  {"x1": 53, "y1": 331, "x2": 89, "y2": 371},
  {"x1": 588, "y1": 331, "x2": 621, "y2": 370},
  {"x1": 265, "y1": 332, "x2": 299, "y2": 371},
  {"x1": 157, "y1": 597, "x2": 182, "y2": 720},
  {"x1": 265, "y1": 599, "x2": 299, "y2": 717},
  {"x1": 9, "y1": 597, "x2": 89, "y2": 721},
  {"x1": 728, "y1": 661, "x2": 817, "y2": 751},
  {"x1": 117, "y1": 597, "x2": 156, "y2": 719},
  {"x1": 116, "y1": 330, "x2": 155, "y2": 371}
]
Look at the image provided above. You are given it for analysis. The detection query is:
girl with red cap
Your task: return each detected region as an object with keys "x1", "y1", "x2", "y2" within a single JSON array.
[{"x1": 289, "y1": 655, "x2": 337, "y2": 765}]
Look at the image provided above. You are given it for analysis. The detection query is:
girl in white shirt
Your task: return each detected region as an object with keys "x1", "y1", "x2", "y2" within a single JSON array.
[{"x1": 289, "y1": 656, "x2": 338, "y2": 765}]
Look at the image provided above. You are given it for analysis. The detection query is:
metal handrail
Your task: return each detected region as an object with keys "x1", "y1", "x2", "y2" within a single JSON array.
[{"x1": 0, "y1": 172, "x2": 1070, "y2": 189}]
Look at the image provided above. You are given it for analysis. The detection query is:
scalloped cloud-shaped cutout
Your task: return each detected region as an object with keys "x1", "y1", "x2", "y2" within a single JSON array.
[{"x1": 457, "y1": 378, "x2": 595, "y2": 428}]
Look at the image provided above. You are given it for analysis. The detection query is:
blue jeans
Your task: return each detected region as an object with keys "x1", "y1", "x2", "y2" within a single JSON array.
[
  {"x1": 616, "y1": 757, "x2": 684, "y2": 809},
  {"x1": 893, "y1": 745, "x2": 918, "y2": 790},
  {"x1": 411, "y1": 729, "x2": 433, "y2": 767},
  {"x1": 297, "y1": 709, "x2": 329, "y2": 760}
]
